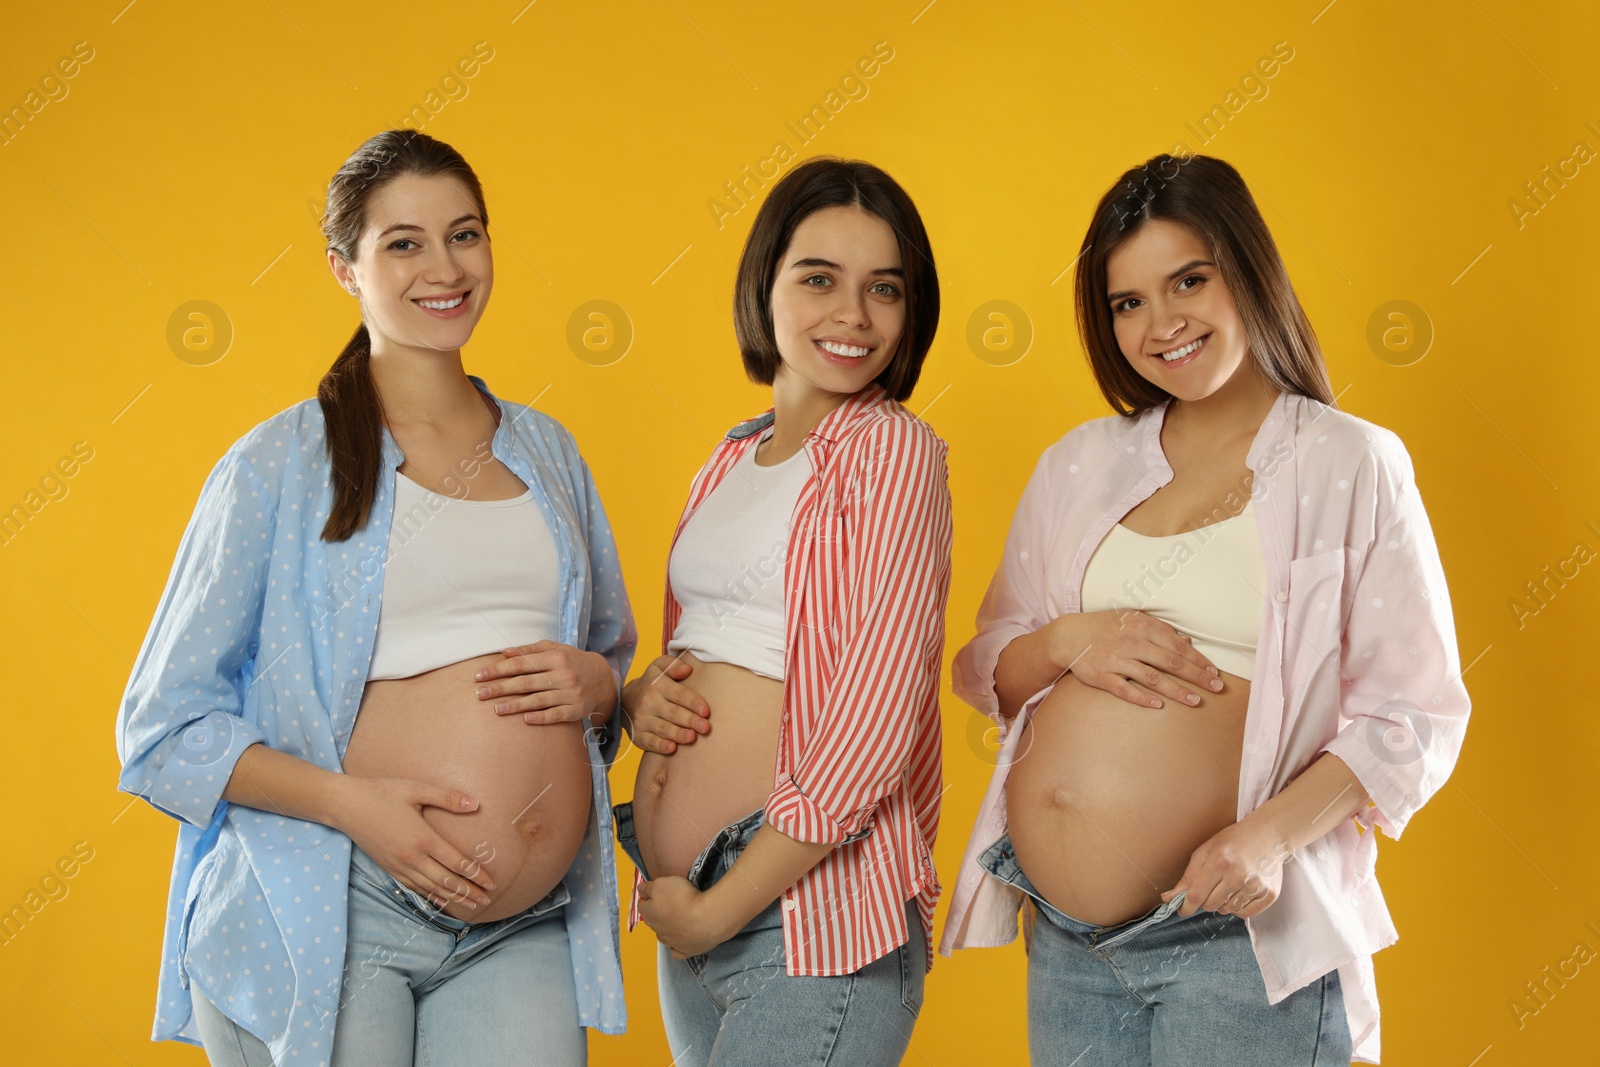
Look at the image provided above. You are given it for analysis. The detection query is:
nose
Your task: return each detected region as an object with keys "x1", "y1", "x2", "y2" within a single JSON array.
[
  {"x1": 423, "y1": 242, "x2": 468, "y2": 287},
  {"x1": 831, "y1": 286, "x2": 870, "y2": 329},
  {"x1": 1151, "y1": 303, "x2": 1186, "y2": 341}
]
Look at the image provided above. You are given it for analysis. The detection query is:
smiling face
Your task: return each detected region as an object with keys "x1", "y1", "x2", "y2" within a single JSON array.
[
  {"x1": 768, "y1": 204, "x2": 906, "y2": 400},
  {"x1": 1104, "y1": 219, "x2": 1253, "y2": 403},
  {"x1": 326, "y1": 172, "x2": 492, "y2": 356}
]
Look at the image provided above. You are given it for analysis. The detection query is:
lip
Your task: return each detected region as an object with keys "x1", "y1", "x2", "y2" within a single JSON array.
[
  {"x1": 811, "y1": 337, "x2": 875, "y2": 366},
  {"x1": 1151, "y1": 333, "x2": 1208, "y2": 367},
  {"x1": 412, "y1": 289, "x2": 472, "y2": 319}
]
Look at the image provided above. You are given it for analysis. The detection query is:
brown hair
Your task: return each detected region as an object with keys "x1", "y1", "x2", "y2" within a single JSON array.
[
  {"x1": 1073, "y1": 153, "x2": 1334, "y2": 417},
  {"x1": 733, "y1": 156, "x2": 939, "y2": 403},
  {"x1": 317, "y1": 129, "x2": 488, "y2": 541}
]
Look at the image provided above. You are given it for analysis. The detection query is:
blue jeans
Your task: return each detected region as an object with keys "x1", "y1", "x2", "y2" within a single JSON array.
[
  {"x1": 977, "y1": 833, "x2": 1352, "y2": 1067},
  {"x1": 614, "y1": 802, "x2": 924, "y2": 1067},
  {"x1": 191, "y1": 844, "x2": 585, "y2": 1066}
]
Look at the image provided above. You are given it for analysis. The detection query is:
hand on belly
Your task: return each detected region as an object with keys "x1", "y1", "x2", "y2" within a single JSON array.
[
  {"x1": 344, "y1": 653, "x2": 594, "y2": 923},
  {"x1": 628, "y1": 654, "x2": 783, "y2": 880},
  {"x1": 1004, "y1": 670, "x2": 1251, "y2": 926}
]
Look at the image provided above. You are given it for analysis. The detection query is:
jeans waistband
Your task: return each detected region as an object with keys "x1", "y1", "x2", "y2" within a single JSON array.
[
  {"x1": 348, "y1": 844, "x2": 571, "y2": 932},
  {"x1": 613, "y1": 802, "x2": 766, "y2": 892},
  {"x1": 976, "y1": 832, "x2": 1190, "y2": 950}
]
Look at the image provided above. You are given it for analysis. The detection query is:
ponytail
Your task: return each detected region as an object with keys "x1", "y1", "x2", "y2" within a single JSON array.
[{"x1": 317, "y1": 323, "x2": 384, "y2": 542}]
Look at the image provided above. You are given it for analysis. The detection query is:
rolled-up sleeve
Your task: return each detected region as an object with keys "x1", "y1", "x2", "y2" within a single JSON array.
[
  {"x1": 764, "y1": 419, "x2": 953, "y2": 845},
  {"x1": 1322, "y1": 439, "x2": 1471, "y2": 838},
  {"x1": 950, "y1": 449, "x2": 1058, "y2": 729},
  {"x1": 115, "y1": 444, "x2": 271, "y2": 828}
]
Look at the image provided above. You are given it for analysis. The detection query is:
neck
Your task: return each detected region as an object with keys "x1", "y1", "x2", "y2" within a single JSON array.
[
  {"x1": 1166, "y1": 361, "x2": 1280, "y2": 444},
  {"x1": 366, "y1": 337, "x2": 480, "y2": 426},
  {"x1": 765, "y1": 366, "x2": 861, "y2": 455}
]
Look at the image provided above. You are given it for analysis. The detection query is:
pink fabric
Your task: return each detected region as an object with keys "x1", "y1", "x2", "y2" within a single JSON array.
[{"x1": 939, "y1": 392, "x2": 1471, "y2": 1064}]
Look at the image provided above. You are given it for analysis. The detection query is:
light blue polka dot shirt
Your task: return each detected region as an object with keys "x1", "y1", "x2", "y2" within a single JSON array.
[{"x1": 115, "y1": 375, "x2": 637, "y2": 1063}]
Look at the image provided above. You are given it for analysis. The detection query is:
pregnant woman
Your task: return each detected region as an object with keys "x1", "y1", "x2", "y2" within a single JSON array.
[
  {"x1": 613, "y1": 157, "x2": 952, "y2": 1066},
  {"x1": 940, "y1": 154, "x2": 1471, "y2": 1065},
  {"x1": 116, "y1": 129, "x2": 635, "y2": 1066}
]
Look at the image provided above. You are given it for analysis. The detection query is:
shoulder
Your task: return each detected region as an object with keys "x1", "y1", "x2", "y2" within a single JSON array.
[
  {"x1": 1289, "y1": 397, "x2": 1414, "y2": 488},
  {"x1": 216, "y1": 397, "x2": 327, "y2": 490},
  {"x1": 1035, "y1": 408, "x2": 1148, "y2": 477},
  {"x1": 845, "y1": 399, "x2": 949, "y2": 464},
  {"x1": 496, "y1": 396, "x2": 584, "y2": 461}
]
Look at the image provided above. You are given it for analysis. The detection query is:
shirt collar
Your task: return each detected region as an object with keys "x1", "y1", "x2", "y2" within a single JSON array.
[
  {"x1": 810, "y1": 381, "x2": 890, "y2": 443},
  {"x1": 725, "y1": 381, "x2": 891, "y2": 443}
]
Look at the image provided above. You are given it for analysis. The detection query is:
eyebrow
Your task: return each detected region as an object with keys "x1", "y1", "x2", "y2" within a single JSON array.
[
  {"x1": 377, "y1": 214, "x2": 482, "y2": 238},
  {"x1": 1106, "y1": 258, "x2": 1215, "y2": 303},
  {"x1": 788, "y1": 256, "x2": 905, "y2": 278}
]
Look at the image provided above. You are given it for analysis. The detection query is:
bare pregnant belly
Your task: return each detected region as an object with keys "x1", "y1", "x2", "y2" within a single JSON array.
[
  {"x1": 1005, "y1": 670, "x2": 1249, "y2": 926},
  {"x1": 342, "y1": 653, "x2": 593, "y2": 923},
  {"x1": 631, "y1": 653, "x2": 783, "y2": 879}
]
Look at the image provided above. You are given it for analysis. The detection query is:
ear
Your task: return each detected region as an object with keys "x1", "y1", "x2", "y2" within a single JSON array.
[{"x1": 327, "y1": 248, "x2": 357, "y2": 294}]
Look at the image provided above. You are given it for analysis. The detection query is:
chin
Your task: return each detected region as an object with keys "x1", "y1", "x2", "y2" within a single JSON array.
[{"x1": 789, "y1": 356, "x2": 887, "y2": 396}]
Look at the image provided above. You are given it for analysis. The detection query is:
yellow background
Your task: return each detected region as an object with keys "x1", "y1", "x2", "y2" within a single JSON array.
[{"x1": 2, "y1": 0, "x2": 1595, "y2": 1063}]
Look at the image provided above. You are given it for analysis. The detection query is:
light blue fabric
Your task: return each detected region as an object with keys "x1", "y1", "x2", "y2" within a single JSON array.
[
  {"x1": 190, "y1": 845, "x2": 586, "y2": 1067},
  {"x1": 116, "y1": 374, "x2": 637, "y2": 1064}
]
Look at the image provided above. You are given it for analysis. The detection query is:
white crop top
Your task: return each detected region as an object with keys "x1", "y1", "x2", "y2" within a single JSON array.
[
  {"x1": 666, "y1": 431, "x2": 812, "y2": 681},
  {"x1": 366, "y1": 469, "x2": 562, "y2": 681},
  {"x1": 1079, "y1": 500, "x2": 1265, "y2": 681}
]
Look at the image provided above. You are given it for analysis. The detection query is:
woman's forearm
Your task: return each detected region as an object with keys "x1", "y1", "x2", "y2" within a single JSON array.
[
  {"x1": 994, "y1": 615, "x2": 1079, "y2": 719},
  {"x1": 1239, "y1": 751, "x2": 1371, "y2": 855},
  {"x1": 698, "y1": 824, "x2": 834, "y2": 938},
  {"x1": 222, "y1": 743, "x2": 353, "y2": 829}
]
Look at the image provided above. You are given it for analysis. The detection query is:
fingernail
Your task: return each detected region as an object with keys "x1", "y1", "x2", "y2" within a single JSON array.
[
  {"x1": 461, "y1": 795, "x2": 476, "y2": 809},
  {"x1": 476, "y1": 686, "x2": 491, "y2": 698},
  {"x1": 1186, "y1": 694, "x2": 1200, "y2": 705},
  {"x1": 495, "y1": 702, "x2": 509, "y2": 713},
  {"x1": 1150, "y1": 699, "x2": 1162, "y2": 708},
  {"x1": 524, "y1": 714, "x2": 537, "y2": 724},
  {"x1": 473, "y1": 670, "x2": 486, "y2": 681},
  {"x1": 1209, "y1": 679, "x2": 1224, "y2": 691},
  {"x1": 1206, "y1": 665, "x2": 1219, "y2": 675}
]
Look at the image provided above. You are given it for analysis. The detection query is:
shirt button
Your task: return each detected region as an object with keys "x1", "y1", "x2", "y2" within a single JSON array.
[
  {"x1": 783, "y1": 899, "x2": 798, "y2": 912},
  {"x1": 1276, "y1": 591, "x2": 1289, "y2": 603}
]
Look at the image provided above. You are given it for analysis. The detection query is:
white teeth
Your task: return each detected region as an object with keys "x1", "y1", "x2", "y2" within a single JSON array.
[
  {"x1": 818, "y1": 340, "x2": 869, "y2": 358},
  {"x1": 1159, "y1": 337, "x2": 1203, "y2": 362},
  {"x1": 417, "y1": 294, "x2": 465, "y2": 310}
]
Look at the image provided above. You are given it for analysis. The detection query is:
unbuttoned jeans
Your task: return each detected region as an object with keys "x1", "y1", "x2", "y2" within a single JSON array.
[
  {"x1": 191, "y1": 844, "x2": 584, "y2": 1067},
  {"x1": 977, "y1": 833, "x2": 1352, "y2": 1067},
  {"x1": 614, "y1": 802, "x2": 925, "y2": 1067}
]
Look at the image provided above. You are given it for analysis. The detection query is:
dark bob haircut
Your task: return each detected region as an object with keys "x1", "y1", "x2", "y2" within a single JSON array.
[
  {"x1": 1074, "y1": 153, "x2": 1334, "y2": 417},
  {"x1": 733, "y1": 156, "x2": 939, "y2": 403}
]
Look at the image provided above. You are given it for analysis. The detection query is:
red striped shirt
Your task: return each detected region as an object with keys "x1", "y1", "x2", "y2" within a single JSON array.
[{"x1": 627, "y1": 383, "x2": 952, "y2": 975}]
